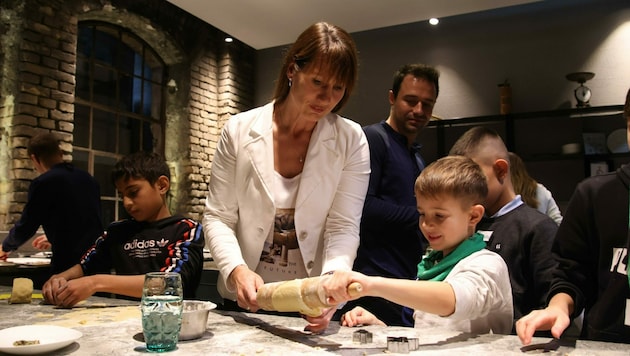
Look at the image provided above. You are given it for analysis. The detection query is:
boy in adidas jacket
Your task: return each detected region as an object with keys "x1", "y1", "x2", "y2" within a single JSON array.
[{"x1": 42, "y1": 151, "x2": 204, "y2": 307}]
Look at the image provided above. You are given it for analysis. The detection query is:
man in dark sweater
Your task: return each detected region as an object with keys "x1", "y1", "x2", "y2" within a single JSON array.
[
  {"x1": 516, "y1": 89, "x2": 630, "y2": 344},
  {"x1": 0, "y1": 133, "x2": 103, "y2": 285},
  {"x1": 335, "y1": 64, "x2": 439, "y2": 326},
  {"x1": 449, "y1": 126, "x2": 558, "y2": 325}
]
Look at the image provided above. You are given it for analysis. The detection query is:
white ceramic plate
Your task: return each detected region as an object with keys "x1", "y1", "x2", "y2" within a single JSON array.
[
  {"x1": 607, "y1": 128, "x2": 629, "y2": 153},
  {"x1": 0, "y1": 325, "x2": 82, "y2": 355},
  {"x1": 5, "y1": 257, "x2": 50, "y2": 266}
]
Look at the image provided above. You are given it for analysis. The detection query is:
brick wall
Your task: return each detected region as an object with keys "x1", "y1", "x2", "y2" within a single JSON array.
[{"x1": 0, "y1": 0, "x2": 256, "y2": 230}]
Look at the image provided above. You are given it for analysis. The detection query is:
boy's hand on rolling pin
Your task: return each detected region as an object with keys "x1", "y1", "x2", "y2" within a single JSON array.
[{"x1": 322, "y1": 271, "x2": 363, "y2": 305}]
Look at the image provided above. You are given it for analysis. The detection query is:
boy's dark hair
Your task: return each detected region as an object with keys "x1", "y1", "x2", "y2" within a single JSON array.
[
  {"x1": 391, "y1": 63, "x2": 440, "y2": 99},
  {"x1": 111, "y1": 151, "x2": 170, "y2": 186},
  {"x1": 415, "y1": 155, "x2": 487, "y2": 207},
  {"x1": 624, "y1": 87, "x2": 630, "y2": 118},
  {"x1": 448, "y1": 126, "x2": 508, "y2": 163},
  {"x1": 27, "y1": 132, "x2": 62, "y2": 165}
]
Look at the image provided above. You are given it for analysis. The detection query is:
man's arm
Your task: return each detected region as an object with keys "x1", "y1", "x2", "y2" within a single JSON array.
[
  {"x1": 528, "y1": 216, "x2": 559, "y2": 311},
  {"x1": 2, "y1": 179, "x2": 50, "y2": 254},
  {"x1": 165, "y1": 219, "x2": 206, "y2": 298},
  {"x1": 79, "y1": 274, "x2": 145, "y2": 298},
  {"x1": 361, "y1": 127, "x2": 420, "y2": 232}
]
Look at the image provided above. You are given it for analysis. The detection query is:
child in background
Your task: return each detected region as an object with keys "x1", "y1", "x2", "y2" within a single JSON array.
[
  {"x1": 42, "y1": 151, "x2": 205, "y2": 307},
  {"x1": 509, "y1": 151, "x2": 563, "y2": 225},
  {"x1": 516, "y1": 88, "x2": 630, "y2": 344},
  {"x1": 449, "y1": 127, "x2": 558, "y2": 324},
  {"x1": 332, "y1": 156, "x2": 513, "y2": 334}
]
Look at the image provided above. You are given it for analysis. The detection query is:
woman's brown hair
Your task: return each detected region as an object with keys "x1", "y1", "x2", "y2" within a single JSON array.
[
  {"x1": 509, "y1": 152, "x2": 539, "y2": 209},
  {"x1": 272, "y1": 22, "x2": 358, "y2": 113}
]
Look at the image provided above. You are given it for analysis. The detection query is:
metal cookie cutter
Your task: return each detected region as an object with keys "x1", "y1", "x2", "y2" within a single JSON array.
[
  {"x1": 352, "y1": 329, "x2": 373, "y2": 344},
  {"x1": 387, "y1": 336, "x2": 419, "y2": 353}
]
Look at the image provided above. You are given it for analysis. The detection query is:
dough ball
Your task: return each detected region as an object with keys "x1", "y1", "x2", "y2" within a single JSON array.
[{"x1": 9, "y1": 278, "x2": 33, "y2": 304}]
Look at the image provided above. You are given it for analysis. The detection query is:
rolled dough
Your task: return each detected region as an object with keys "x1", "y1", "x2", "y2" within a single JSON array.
[{"x1": 270, "y1": 279, "x2": 322, "y2": 317}]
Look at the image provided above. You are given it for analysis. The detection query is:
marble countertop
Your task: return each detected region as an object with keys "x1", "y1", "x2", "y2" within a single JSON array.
[{"x1": 0, "y1": 286, "x2": 628, "y2": 355}]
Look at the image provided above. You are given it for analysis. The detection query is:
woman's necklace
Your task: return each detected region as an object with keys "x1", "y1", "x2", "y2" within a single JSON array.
[{"x1": 273, "y1": 109, "x2": 310, "y2": 165}]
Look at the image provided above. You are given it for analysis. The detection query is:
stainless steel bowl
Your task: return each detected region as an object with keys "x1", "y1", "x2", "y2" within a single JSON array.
[{"x1": 179, "y1": 300, "x2": 216, "y2": 341}]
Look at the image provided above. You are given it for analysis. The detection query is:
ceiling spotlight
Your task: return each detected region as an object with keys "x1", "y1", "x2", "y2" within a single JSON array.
[
  {"x1": 225, "y1": 37, "x2": 233, "y2": 43},
  {"x1": 429, "y1": 18, "x2": 439, "y2": 25}
]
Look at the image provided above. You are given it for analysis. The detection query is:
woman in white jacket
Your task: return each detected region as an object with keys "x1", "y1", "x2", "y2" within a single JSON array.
[{"x1": 202, "y1": 22, "x2": 370, "y2": 333}]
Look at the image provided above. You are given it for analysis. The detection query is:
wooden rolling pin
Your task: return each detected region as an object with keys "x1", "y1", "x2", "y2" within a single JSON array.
[{"x1": 256, "y1": 276, "x2": 362, "y2": 317}]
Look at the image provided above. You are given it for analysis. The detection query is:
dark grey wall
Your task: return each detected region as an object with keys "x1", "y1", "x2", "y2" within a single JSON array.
[{"x1": 255, "y1": 0, "x2": 630, "y2": 126}]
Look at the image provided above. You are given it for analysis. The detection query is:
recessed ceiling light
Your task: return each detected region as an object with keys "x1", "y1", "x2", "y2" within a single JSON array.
[
  {"x1": 429, "y1": 18, "x2": 439, "y2": 25},
  {"x1": 225, "y1": 37, "x2": 233, "y2": 43}
]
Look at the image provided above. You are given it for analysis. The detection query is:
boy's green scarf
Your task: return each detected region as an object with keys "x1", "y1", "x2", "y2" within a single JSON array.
[{"x1": 417, "y1": 232, "x2": 486, "y2": 281}]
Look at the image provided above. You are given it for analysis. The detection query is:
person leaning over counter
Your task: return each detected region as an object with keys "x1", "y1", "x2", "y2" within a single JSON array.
[
  {"x1": 516, "y1": 88, "x2": 630, "y2": 344},
  {"x1": 202, "y1": 22, "x2": 370, "y2": 334},
  {"x1": 0, "y1": 133, "x2": 103, "y2": 281},
  {"x1": 449, "y1": 126, "x2": 558, "y2": 327}
]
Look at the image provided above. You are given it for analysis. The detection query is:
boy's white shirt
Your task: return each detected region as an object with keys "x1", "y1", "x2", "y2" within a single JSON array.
[{"x1": 413, "y1": 249, "x2": 514, "y2": 335}]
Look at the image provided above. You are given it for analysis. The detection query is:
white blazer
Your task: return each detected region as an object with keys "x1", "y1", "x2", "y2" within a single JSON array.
[{"x1": 202, "y1": 102, "x2": 370, "y2": 300}]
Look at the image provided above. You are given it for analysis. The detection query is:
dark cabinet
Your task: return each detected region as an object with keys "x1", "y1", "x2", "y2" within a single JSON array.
[{"x1": 419, "y1": 105, "x2": 628, "y2": 208}]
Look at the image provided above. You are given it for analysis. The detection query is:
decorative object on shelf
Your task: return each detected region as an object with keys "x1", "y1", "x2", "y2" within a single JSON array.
[
  {"x1": 590, "y1": 161, "x2": 609, "y2": 176},
  {"x1": 606, "y1": 128, "x2": 629, "y2": 153},
  {"x1": 566, "y1": 72, "x2": 594, "y2": 108},
  {"x1": 582, "y1": 133, "x2": 607, "y2": 155},
  {"x1": 498, "y1": 80, "x2": 512, "y2": 114},
  {"x1": 561, "y1": 142, "x2": 582, "y2": 155}
]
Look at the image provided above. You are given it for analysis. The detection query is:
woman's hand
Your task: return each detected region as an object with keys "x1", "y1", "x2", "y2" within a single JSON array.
[
  {"x1": 341, "y1": 306, "x2": 385, "y2": 327},
  {"x1": 229, "y1": 265, "x2": 264, "y2": 312},
  {"x1": 303, "y1": 306, "x2": 336, "y2": 334}
]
